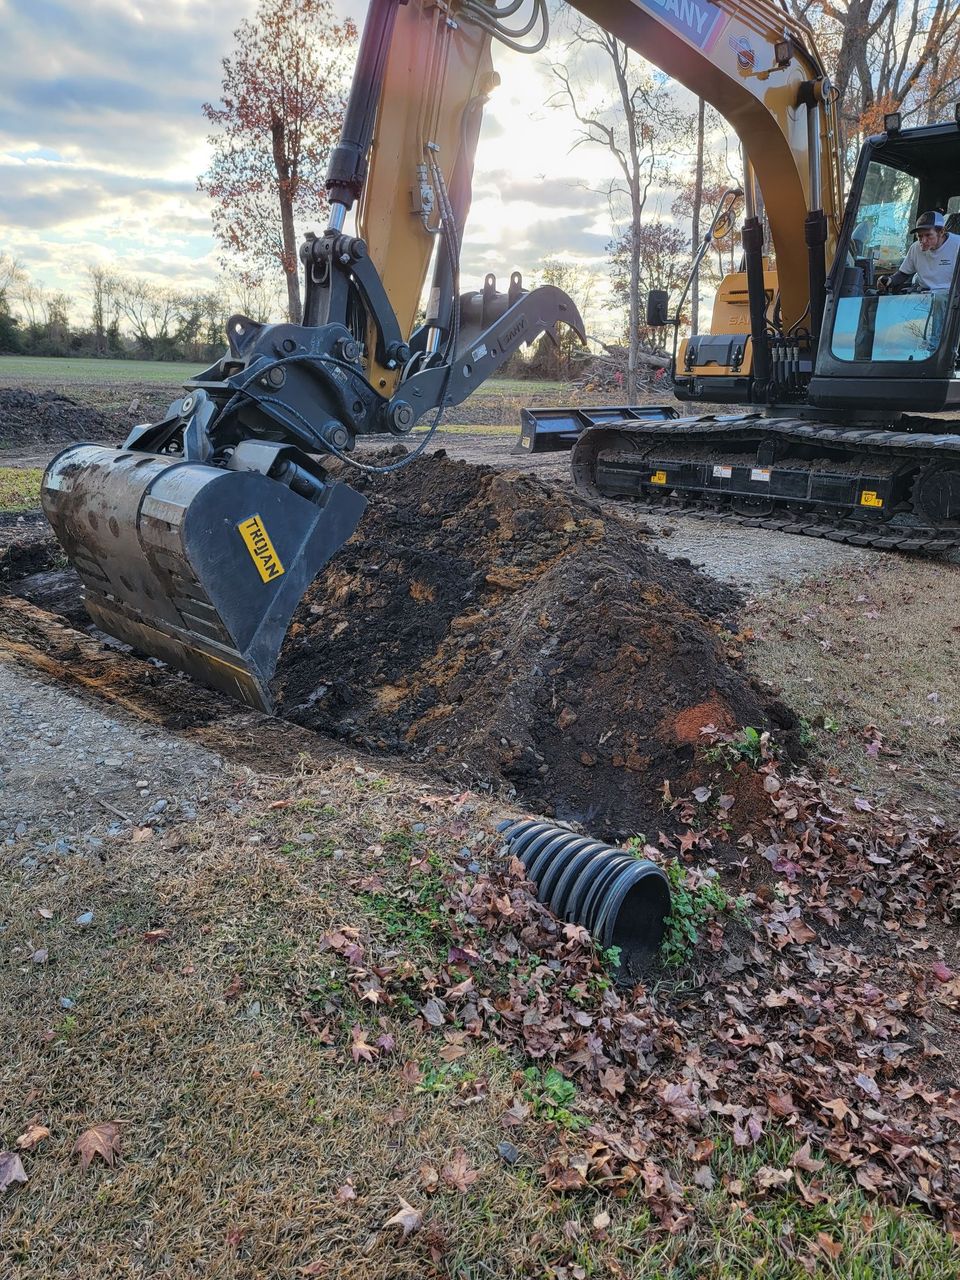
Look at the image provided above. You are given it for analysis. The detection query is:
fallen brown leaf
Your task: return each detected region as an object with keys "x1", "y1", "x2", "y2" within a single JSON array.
[
  {"x1": 816, "y1": 1232, "x2": 843, "y2": 1260},
  {"x1": 72, "y1": 1121, "x2": 121, "y2": 1171},
  {"x1": 142, "y1": 928, "x2": 171, "y2": 944},
  {"x1": 442, "y1": 1148, "x2": 479, "y2": 1193},
  {"x1": 224, "y1": 975, "x2": 247, "y2": 1003},
  {"x1": 383, "y1": 1195, "x2": 423, "y2": 1238},
  {"x1": 15, "y1": 1123, "x2": 50, "y2": 1151}
]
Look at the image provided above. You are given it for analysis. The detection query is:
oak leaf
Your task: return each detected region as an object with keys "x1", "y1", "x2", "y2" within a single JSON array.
[
  {"x1": 73, "y1": 1122, "x2": 121, "y2": 1171},
  {"x1": 383, "y1": 1195, "x2": 423, "y2": 1238}
]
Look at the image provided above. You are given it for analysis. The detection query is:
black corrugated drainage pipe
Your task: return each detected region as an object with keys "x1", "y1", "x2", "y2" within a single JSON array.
[{"x1": 498, "y1": 818, "x2": 671, "y2": 984}]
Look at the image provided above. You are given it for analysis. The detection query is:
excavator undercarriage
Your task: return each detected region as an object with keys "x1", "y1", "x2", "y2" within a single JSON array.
[{"x1": 571, "y1": 416, "x2": 960, "y2": 554}]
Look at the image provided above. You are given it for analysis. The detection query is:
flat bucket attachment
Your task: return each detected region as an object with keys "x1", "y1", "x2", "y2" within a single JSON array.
[
  {"x1": 516, "y1": 404, "x2": 680, "y2": 454},
  {"x1": 41, "y1": 444, "x2": 367, "y2": 712}
]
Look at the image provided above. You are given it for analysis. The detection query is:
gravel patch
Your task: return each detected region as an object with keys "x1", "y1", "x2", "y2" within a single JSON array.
[{"x1": 0, "y1": 663, "x2": 230, "y2": 878}]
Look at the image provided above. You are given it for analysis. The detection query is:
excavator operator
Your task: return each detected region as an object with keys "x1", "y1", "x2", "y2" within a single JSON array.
[{"x1": 879, "y1": 211, "x2": 960, "y2": 293}]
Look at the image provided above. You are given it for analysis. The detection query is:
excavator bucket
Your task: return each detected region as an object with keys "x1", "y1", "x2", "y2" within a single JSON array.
[
  {"x1": 516, "y1": 404, "x2": 680, "y2": 453},
  {"x1": 41, "y1": 443, "x2": 366, "y2": 712}
]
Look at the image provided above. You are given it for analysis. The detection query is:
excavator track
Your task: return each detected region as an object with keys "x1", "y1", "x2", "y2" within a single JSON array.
[{"x1": 571, "y1": 417, "x2": 960, "y2": 557}]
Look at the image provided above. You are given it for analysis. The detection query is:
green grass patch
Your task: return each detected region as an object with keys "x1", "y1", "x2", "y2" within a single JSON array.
[
  {"x1": 0, "y1": 355, "x2": 199, "y2": 384},
  {"x1": 0, "y1": 466, "x2": 43, "y2": 510},
  {"x1": 0, "y1": 355, "x2": 568, "y2": 398}
]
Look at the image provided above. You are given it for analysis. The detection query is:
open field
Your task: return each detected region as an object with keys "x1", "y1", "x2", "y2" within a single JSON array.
[
  {"x1": 0, "y1": 355, "x2": 563, "y2": 400},
  {"x1": 1, "y1": 364, "x2": 959, "y2": 1277}
]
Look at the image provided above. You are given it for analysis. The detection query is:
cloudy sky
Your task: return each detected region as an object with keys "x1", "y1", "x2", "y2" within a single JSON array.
[{"x1": 0, "y1": 0, "x2": 692, "y2": 332}]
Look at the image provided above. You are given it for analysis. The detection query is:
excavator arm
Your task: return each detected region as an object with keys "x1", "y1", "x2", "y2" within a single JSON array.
[
  {"x1": 41, "y1": 0, "x2": 584, "y2": 711},
  {"x1": 567, "y1": 0, "x2": 844, "y2": 337}
]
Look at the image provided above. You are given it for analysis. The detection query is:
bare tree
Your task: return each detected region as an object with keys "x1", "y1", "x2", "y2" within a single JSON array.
[
  {"x1": 790, "y1": 0, "x2": 960, "y2": 166},
  {"x1": 552, "y1": 19, "x2": 692, "y2": 397},
  {"x1": 86, "y1": 265, "x2": 113, "y2": 356},
  {"x1": 108, "y1": 275, "x2": 181, "y2": 359}
]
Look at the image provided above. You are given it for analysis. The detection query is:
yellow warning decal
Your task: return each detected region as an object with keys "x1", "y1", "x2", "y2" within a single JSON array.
[
  {"x1": 650, "y1": 470, "x2": 668, "y2": 485},
  {"x1": 859, "y1": 490, "x2": 883, "y2": 509},
  {"x1": 238, "y1": 514, "x2": 285, "y2": 583}
]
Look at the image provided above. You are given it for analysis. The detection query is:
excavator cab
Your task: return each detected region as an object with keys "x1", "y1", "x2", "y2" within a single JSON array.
[{"x1": 810, "y1": 121, "x2": 960, "y2": 412}]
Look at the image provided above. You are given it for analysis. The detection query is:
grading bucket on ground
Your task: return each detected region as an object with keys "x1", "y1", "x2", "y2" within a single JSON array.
[{"x1": 41, "y1": 444, "x2": 367, "y2": 712}]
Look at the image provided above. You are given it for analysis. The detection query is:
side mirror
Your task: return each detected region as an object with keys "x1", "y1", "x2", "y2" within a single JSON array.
[{"x1": 646, "y1": 288, "x2": 670, "y2": 327}]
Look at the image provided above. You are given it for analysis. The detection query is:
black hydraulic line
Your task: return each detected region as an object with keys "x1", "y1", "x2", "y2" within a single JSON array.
[
  {"x1": 325, "y1": 0, "x2": 403, "y2": 211},
  {"x1": 805, "y1": 208, "x2": 828, "y2": 341},
  {"x1": 742, "y1": 216, "x2": 771, "y2": 397}
]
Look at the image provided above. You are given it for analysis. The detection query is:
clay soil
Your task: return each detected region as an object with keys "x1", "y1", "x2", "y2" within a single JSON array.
[{"x1": 275, "y1": 451, "x2": 796, "y2": 838}]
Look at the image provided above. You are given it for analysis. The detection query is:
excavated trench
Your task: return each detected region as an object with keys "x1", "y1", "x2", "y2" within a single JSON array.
[{"x1": 1, "y1": 453, "x2": 798, "y2": 837}]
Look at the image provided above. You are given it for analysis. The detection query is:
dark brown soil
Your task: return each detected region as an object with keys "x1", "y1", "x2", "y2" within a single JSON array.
[
  {"x1": 0, "y1": 385, "x2": 176, "y2": 448},
  {"x1": 0, "y1": 511, "x2": 63, "y2": 583},
  {"x1": 2, "y1": 446, "x2": 797, "y2": 839},
  {"x1": 0, "y1": 387, "x2": 116, "y2": 446},
  {"x1": 274, "y1": 452, "x2": 797, "y2": 838}
]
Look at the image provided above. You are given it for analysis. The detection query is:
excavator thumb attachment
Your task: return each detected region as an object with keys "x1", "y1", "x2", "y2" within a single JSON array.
[{"x1": 41, "y1": 443, "x2": 367, "y2": 712}]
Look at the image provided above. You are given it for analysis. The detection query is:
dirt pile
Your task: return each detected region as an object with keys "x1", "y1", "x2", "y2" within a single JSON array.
[
  {"x1": 275, "y1": 452, "x2": 795, "y2": 836},
  {"x1": 0, "y1": 387, "x2": 119, "y2": 446}
]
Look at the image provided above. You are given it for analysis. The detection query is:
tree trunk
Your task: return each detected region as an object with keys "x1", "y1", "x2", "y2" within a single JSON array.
[
  {"x1": 628, "y1": 214, "x2": 641, "y2": 400},
  {"x1": 691, "y1": 97, "x2": 705, "y2": 337},
  {"x1": 279, "y1": 191, "x2": 302, "y2": 324},
  {"x1": 272, "y1": 114, "x2": 302, "y2": 324}
]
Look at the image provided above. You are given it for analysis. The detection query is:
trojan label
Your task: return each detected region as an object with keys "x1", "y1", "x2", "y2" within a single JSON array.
[{"x1": 238, "y1": 514, "x2": 285, "y2": 583}]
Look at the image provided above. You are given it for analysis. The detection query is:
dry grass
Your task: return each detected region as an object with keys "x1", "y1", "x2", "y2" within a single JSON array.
[
  {"x1": 746, "y1": 556, "x2": 960, "y2": 822},
  {"x1": 3, "y1": 754, "x2": 958, "y2": 1278}
]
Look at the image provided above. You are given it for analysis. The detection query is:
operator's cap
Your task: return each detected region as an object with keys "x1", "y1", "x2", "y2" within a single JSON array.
[{"x1": 911, "y1": 210, "x2": 946, "y2": 235}]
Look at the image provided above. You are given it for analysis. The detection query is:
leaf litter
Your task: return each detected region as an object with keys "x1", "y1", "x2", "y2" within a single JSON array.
[{"x1": 295, "y1": 738, "x2": 960, "y2": 1235}]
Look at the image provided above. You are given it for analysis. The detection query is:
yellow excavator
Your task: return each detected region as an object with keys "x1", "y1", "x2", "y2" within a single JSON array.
[{"x1": 41, "y1": 0, "x2": 960, "y2": 713}]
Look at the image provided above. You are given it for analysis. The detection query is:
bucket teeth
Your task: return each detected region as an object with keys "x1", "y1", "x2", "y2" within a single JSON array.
[{"x1": 41, "y1": 444, "x2": 366, "y2": 711}]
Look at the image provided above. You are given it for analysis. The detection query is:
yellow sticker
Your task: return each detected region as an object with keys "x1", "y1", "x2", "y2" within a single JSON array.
[
  {"x1": 238, "y1": 514, "x2": 285, "y2": 582},
  {"x1": 859, "y1": 490, "x2": 883, "y2": 509},
  {"x1": 650, "y1": 470, "x2": 668, "y2": 485}
]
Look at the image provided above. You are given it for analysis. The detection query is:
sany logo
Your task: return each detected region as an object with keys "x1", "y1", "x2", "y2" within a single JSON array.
[{"x1": 729, "y1": 34, "x2": 756, "y2": 68}]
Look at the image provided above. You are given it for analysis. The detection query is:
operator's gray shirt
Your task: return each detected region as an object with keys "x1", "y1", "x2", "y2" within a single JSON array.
[{"x1": 898, "y1": 233, "x2": 960, "y2": 290}]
